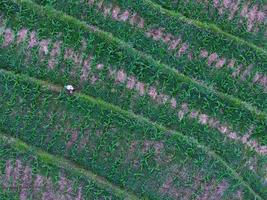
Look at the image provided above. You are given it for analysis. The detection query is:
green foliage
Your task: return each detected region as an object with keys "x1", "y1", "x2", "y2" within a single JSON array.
[
  {"x1": 0, "y1": 69, "x2": 261, "y2": 199},
  {"x1": 152, "y1": 0, "x2": 267, "y2": 50},
  {"x1": 0, "y1": 135, "x2": 127, "y2": 200},
  {"x1": 31, "y1": 0, "x2": 267, "y2": 109},
  {"x1": 0, "y1": 0, "x2": 266, "y2": 199}
]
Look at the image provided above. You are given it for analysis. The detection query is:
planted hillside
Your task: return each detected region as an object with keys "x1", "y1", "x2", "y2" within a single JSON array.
[
  {"x1": 32, "y1": 0, "x2": 267, "y2": 110},
  {"x1": 0, "y1": 1, "x2": 267, "y2": 195},
  {"x1": 0, "y1": 134, "x2": 135, "y2": 200},
  {"x1": 0, "y1": 0, "x2": 266, "y2": 199},
  {"x1": 151, "y1": 0, "x2": 267, "y2": 50},
  {"x1": 0, "y1": 68, "x2": 264, "y2": 199},
  {"x1": 0, "y1": 0, "x2": 266, "y2": 141}
]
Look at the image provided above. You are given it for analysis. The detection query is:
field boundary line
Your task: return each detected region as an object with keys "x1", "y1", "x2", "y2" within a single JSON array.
[
  {"x1": 0, "y1": 131, "x2": 142, "y2": 200},
  {"x1": 0, "y1": 68, "x2": 263, "y2": 200},
  {"x1": 144, "y1": 0, "x2": 267, "y2": 56},
  {"x1": 13, "y1": 0, "x2": 267, "y2": 120}
]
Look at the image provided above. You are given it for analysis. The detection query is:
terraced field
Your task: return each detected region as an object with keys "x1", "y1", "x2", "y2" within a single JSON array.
[{"x1": 0, "y1": 0, "x2": 266, "y2": 199}]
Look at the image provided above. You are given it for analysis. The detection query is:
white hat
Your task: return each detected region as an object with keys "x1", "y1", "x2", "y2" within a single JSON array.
[{"x1": 65, "y1": 85, "x2": 74, "y2": 93}]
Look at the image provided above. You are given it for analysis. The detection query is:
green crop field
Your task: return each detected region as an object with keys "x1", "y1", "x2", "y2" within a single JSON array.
[{"x1": 0, "y1": 0, "x2": 266, "y2": 199}]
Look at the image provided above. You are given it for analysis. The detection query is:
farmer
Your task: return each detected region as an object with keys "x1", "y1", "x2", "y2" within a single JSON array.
[{"x1": 65, "y1": 85, "x2": 75, "y2": 94}]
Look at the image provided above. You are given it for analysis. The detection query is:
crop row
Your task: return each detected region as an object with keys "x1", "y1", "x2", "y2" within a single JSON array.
[
  {"x1": 0, "y1": 0, "x2": 266, "y2": 141},
  {"x1": 0, "y1": 134, "x2": 129, "y2": 200},
  {"x1": 151, "y1": 0, "x2": 267, "y2": 49},
  {"x1": 32, "y1": 0, "x2": 267, "y2": 110},
  {"x1": 0, "y1": 68, "x2": 263, "y2": 199},
  {"x1": 0, "y1": 0, "x2": 266, "y2": 196}
]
